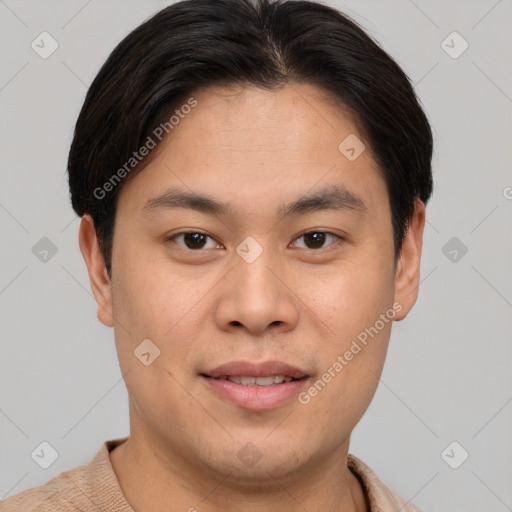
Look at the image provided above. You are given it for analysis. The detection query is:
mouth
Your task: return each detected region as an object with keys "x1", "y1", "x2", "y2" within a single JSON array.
[
  {"x1": 201, "y1": 360, "x2": 310, "y2": 410},
  {"x1": 208, "y1": 375, "x2": 301, "y2": 386}
]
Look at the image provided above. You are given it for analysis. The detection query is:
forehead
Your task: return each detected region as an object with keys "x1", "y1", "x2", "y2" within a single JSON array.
[
  {"x1": 117, "y1": 82, "x2": 385, "y2": 216},
  {"x1": 171, "y1": 82, "x2": 363, "y2": 149}
]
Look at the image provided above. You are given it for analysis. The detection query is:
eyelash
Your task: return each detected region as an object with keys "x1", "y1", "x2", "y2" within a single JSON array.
[{"x1": 166, "y1": 230, "x2": 344, "y2": 251}]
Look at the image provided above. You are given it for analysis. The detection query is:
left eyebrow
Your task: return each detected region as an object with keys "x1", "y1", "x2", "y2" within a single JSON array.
[
  {"x1": 141, "y1": 184, "x2": 367, "y2": 218},
  {"x1": 278, "y1": 185, "x2": 367, "y2": 218}
]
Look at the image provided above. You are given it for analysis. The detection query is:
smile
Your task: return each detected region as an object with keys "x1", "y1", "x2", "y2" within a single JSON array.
[{"x1": 213, "y1": 375, "x2": 295, "y2": 386}]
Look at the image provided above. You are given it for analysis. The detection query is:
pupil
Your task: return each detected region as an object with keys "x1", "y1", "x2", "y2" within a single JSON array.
[
  {"x1": 306, "y1": 232, "x2": 325, "y2": 249},
  {"x1": 185, "y1": 233, "x2": 206, "y2": 249}
]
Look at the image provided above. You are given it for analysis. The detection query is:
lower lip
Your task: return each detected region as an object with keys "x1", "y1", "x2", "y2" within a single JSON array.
[{"x1": 202, "y1": 376, "x2": 307, "y2": 411}]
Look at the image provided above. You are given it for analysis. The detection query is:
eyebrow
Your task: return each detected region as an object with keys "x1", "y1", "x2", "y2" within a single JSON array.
[{"x1": 142, "y1": 185, "x2": 367, "y2": 218}]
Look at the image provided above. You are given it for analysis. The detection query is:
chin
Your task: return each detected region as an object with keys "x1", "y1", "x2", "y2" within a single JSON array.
[{"x1": 203, "y1": 437, "x2": 312, "y2": 483}]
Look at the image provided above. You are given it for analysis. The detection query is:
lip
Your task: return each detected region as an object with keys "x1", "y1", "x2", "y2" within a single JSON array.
[
  {"x1": 204, "y1": 360, "x2": 308, "y2": 379},
  {"x1": 201, "y1": 360, "x2": 310, "y2": 411}
]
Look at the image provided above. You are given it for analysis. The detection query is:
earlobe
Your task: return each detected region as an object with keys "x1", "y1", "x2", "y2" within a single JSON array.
[
  {"x1": 393, "y1": 199, "x2": 426, "y2": 321},
  {"x1": 78, "y1": 215, "x2": 115, "y2": 328}
]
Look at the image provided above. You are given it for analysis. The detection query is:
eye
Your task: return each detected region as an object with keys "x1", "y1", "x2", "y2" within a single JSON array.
[
  {"x1": 291, "y1": 231, "x2": 343, "y2": 250},
  {"x1": 168, "y1": 231, "x2": 221, "y2": 250}
]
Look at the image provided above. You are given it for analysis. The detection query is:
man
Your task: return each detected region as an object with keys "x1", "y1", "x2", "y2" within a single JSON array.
[{"x1": 1, "y1": 0, "x2": 433, "y2": 510}]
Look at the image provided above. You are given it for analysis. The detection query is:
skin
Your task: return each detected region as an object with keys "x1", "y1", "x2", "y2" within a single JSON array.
[{"x1": 79, "y1": 82, "x2": 425, "y2": 512}]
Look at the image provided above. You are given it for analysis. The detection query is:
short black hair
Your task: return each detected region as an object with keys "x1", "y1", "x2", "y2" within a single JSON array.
[{"x1": 68, "y1": 0, "x2": 434, "y2": 279}]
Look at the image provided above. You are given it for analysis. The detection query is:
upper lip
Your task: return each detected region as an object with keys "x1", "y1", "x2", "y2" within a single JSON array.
[{"x1": 203, "y1": 360, "x2": 309, "y2": 379}]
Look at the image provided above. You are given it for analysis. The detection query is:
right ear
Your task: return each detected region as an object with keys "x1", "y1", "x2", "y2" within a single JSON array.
[{"x1": 78, "y1": 214, "x2": 115, "y2": 327}]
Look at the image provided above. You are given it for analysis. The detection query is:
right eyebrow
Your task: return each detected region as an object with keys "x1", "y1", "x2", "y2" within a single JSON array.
[{"x1": 142, "y1": 187, "x2": 232, "y2": 216}]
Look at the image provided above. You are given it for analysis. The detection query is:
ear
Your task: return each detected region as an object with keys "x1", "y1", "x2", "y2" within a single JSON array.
[
  {"x1": 393, "y1": 198, "x2": 426, "y2": 321},
  {"x1": 78, "y1": 214, "x2": 115, "y2": 328}
]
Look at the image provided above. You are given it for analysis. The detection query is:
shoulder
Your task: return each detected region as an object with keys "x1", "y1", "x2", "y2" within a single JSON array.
[
  {"x1": 0, "y1": 438, "x2": 129, "y2": 512},
  {"x1": 348, "y1": 454, "x2": 423, "y2": 512},
  {"x1": 0, "y1": 464, "x2": 90, "y2": 512}
]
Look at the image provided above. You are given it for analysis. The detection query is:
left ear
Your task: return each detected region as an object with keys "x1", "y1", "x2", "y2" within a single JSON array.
[{"x1": 393, "y1": 198, "x2": 426, "y2": 321}]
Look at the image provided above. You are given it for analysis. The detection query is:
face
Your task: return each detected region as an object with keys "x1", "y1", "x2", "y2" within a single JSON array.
[{"x1": 80, "y1": 82, "x2": 425, "y2": 483}]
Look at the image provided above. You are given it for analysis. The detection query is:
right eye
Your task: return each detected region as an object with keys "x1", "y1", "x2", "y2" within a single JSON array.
[{"x1": 166, "y1": 231, "x2": 223, "y2": 251}]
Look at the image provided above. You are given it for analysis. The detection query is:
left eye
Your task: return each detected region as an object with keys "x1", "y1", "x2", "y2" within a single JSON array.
[{"x1": 291, "y1": 231, "x2": 342, "y2": 250}]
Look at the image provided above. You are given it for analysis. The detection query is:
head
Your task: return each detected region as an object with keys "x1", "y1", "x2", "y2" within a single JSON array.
[{"x1": 72, "y1": 0, "x2": 432, "y2": 485}]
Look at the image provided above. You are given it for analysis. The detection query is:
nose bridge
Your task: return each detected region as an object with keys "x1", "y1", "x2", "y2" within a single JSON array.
[
  {"x1": 215, "y1": 239, "x2": 299, "y2": 334},
  {"x1": 234, "y1": 242, "x2": 280, "y2": 307}
]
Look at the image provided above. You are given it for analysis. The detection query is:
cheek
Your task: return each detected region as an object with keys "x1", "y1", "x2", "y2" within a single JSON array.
[
  {"x1": 111, "y1": 247, "x2": 212, "y2": 372},
  {"x1": 110, "y1": 256, "x2": 204, "y2": 423},
  {"x1": 297, "y1": 255, "x2": 395, "y2": 409},
  {"x1": 303, "y1": 258, "x2": 395, "y2": 339},
  {"x1": 112, "y1": 240, "x2": 184, "y2": 330}
]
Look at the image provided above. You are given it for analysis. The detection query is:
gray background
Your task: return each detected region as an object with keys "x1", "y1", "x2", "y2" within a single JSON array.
[{"x1": 1, "y1": 0, "x2": 511, "y2": 509}]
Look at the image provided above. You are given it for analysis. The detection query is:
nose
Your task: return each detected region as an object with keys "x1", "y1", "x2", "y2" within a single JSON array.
[{"x1": 213, "y1": 246, "x2": 300, "y2": 336}]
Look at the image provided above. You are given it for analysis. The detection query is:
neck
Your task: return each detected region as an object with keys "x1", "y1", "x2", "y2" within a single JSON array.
[{"x1": 109, "y1": 435, "x2": 368, "y2": 512}]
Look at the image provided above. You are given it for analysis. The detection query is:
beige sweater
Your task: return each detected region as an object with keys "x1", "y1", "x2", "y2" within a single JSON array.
[{"x1": 0, "y1": 437, "x2": 422, "y2": 511}]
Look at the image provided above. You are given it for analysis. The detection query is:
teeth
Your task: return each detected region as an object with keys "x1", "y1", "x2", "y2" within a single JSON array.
[
  {"x1": 222, "y1": 375, "x2": 293, "y2": 386},
  {"x1": 273, "y1": 376, "x2": 293, "y2": 384}
]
